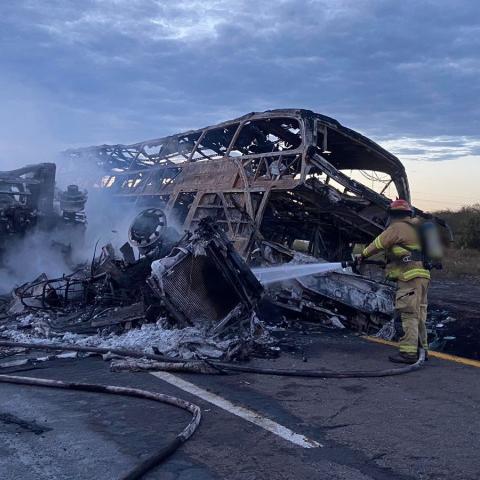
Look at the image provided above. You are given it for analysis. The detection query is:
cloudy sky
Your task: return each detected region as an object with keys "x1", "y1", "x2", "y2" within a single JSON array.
[{"x1": 1, "y1": 0, "x2": 479, "y2": 209}]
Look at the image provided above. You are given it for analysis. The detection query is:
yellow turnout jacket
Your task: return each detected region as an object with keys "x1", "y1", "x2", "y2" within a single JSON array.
[{"x1": 362, "y1": 218, "x2": 430, "y2": 282}]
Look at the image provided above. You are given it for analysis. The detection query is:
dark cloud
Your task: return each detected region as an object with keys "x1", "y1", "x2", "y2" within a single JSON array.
[
  {"x1": 380, "y1": 135, "x2": 480, "y2": 162},
  {"x1": 0, "y1": 0, "x2": 479, "y2": 159}
]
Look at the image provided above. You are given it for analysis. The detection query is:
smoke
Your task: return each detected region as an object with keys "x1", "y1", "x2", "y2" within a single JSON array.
[
  {"x1": 56, "y1": 154, "x2": 143, "y2": 254},
  {"x1": 0, "y1": 83, "x2": 139, "y2": 293},
  {"x1": 0, "y1": 81, "x2": 180, "y2": 294},
  {"x1": 0, "y1": 151, "x2": 179, "y2": 294},
  {"x1": 56, "y1": 153, "x2": 184, "y2": 257},
  {"x1": 0, "y1": 83, "x2": 61, "y2": 292},
  {"x1": 0, "y1": 231, "x2": 74, "y2": 293},
  {"x1": 0, "y1": 176, "x2": 143, "y2": 294}
]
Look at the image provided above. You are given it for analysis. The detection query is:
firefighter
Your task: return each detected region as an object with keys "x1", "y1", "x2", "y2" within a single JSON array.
[{"x1": 360, "y1": 199, "x2": 430, "y2": 364}]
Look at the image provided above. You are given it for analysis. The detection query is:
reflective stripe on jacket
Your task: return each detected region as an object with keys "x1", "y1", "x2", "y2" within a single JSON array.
[{"x1": 362, "y1": 219, "x2": 430, "y2": 282}]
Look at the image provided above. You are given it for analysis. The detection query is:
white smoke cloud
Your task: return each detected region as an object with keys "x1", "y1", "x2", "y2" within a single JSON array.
[{"x1": 0, "y1": 81, "x2": 146, "y2": 293}]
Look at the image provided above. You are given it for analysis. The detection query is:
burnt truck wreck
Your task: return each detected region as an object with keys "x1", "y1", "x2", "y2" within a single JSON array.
[
  {"x1": 63, "y1": 109, "x2": 441, "y2": 331},
  {"x1": 0, "y1": 163, "x2": 87, "y2": 262}
]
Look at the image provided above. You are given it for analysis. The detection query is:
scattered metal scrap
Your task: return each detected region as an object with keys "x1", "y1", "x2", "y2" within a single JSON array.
[
  {"x1": 148, "y1": 218, "x2": 263, "y2": 332},
  {"x1": 1, "y1": 214, "x2": 267, "y2": 360}
]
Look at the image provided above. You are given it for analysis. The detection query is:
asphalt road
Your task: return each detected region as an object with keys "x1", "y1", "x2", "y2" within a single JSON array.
[{"x1": 0, "y1": 331, "x2": 479, "y2": 480}]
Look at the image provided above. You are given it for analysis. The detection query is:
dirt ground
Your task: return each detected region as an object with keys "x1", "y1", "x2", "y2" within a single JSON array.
[{"x1": 428, "y1": 276, "x2": 480, "y2": 359}]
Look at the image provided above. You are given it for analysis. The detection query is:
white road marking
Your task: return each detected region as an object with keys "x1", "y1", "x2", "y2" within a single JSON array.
[{"x1": 151, "y1": 371, "x2": 322, "y2": 449}]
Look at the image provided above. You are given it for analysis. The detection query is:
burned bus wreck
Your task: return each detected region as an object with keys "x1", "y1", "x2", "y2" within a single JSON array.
[
  {"x1": 64, "y1": 109, "x2": 422, "y2": 330},
  {"x1": 65, "y1": 109, "x2": 409, "y2": 255}
]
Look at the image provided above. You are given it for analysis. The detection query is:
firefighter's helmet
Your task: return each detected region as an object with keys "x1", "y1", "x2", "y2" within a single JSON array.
[{"x1": 389, "y1": 199, "x2": 413, "y2": 213}]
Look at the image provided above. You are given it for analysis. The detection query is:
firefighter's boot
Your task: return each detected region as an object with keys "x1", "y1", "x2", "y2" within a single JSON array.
[{"x1": 388, "y1": 353, "x2": 418, "y2": 364}]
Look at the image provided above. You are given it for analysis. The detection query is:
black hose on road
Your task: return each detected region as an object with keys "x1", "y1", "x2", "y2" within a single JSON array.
[
  {"x1": 0, "y1": 340, "x2": 425, "y2": 378},
  {"x1": 213, "y1": 349, "x2": 424, "y2": 377},
  {"x1": 0, "y1": 341, "x2": 424, "y2": 477},
  {"x1": 0, "y1": 373, "x2": 201, "y2": 480}
]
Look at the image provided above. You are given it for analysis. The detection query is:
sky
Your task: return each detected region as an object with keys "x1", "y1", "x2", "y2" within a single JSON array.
[{"x1": 0, "y1": 0, "x2": 479, "y2": 211}]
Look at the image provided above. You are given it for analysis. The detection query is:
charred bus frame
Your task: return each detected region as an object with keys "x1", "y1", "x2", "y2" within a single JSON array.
[{"x1": 64, "y1": 109, "x2": 411, "y2": 262}]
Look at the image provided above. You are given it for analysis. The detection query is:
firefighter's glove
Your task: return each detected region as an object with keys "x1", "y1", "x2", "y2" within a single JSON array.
[{"x1": 354, "y1": 254, "x2": 365, "y2": 267}]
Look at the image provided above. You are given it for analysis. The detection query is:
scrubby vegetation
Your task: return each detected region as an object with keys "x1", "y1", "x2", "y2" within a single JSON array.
[
  {"x1": 433, "y1": 205, "x2": 480, "y2": 278},
  {"x1": 433, "y1": 247, "x2": 480, "y2": 279},
  {"x1": 436, "y1": 204, "x2": 480, "y2": 249}
]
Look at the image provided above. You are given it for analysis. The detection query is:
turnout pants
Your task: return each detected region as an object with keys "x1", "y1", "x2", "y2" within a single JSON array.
[{"x1": 395, "y1": 277, "x2": 430, "y2": 357}]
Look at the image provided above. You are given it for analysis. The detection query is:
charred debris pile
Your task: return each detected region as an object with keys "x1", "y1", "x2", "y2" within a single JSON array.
[
  {"x1": 1, "y1": 210, "x2": 269, "y2": 361},
  {"x1": 0, "y1": 109, "x2": 450, "y2": 361}
]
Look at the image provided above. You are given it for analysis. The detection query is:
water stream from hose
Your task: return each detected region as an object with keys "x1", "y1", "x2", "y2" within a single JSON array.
[{"x1": 252, "y1": 262, "x2": 344, "y2": 285}]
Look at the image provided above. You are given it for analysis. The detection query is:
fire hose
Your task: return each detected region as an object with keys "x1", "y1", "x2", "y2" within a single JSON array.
[
  {"x1": 0, "y1": 340, "x2": 425, "y2": 378},
  {"x1": 0, "y1": 371, "x2": 201, "y2": 480},
  {"x1": 0, "y1": 340, "x2": 424, "y2": 479}
]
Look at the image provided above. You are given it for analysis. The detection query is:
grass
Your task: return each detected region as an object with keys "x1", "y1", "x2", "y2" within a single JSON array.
[
  {"x1": 433, "y1": 247, "x2": 480, "y2": 280},
  {"x1": 436, "y1": 205, "x2": 480, "y2": 250},
  {"x1": 429, "y1": 205, "x2": 480, "y2": 279}
]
